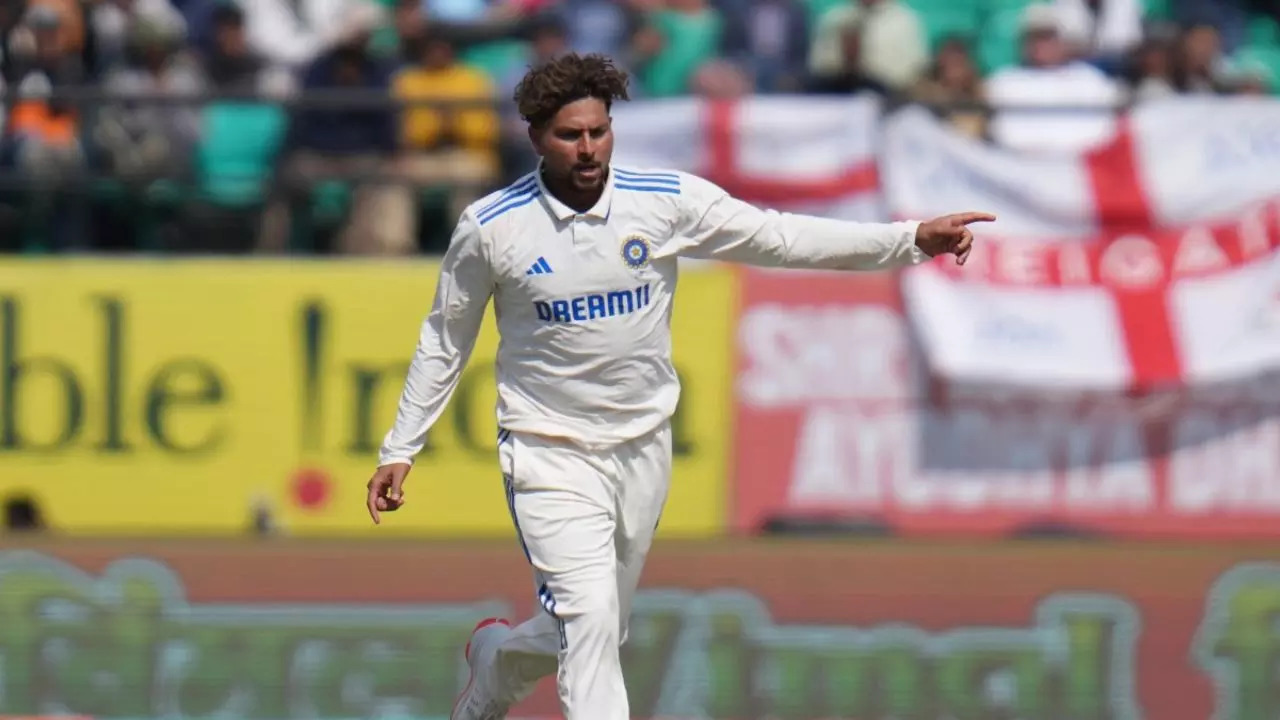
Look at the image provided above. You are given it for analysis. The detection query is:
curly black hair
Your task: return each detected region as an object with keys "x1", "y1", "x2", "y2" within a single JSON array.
[{"x1": 513, "y1": 53, "x2": 631, "y2": 129}]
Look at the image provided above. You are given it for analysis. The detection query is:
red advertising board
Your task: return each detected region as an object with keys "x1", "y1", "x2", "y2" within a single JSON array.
[
  {"x1": 4, "y1": 539, "x2": 1280, "y2": 719},
  {"x1": 731, "y1": 267, "x2": 1280, "y2": 539},
  {"x1": 732, "y1": 268, "x2": 911, "y2": 534}
]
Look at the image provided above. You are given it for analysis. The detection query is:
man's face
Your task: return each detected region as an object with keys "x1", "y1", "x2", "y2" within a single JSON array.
[
  {"x1": 1182, "y1": 25, "x2": 1220, "y2": 71},
  {"x1": 33, "y1": 24, "x2": 63, "y2": 61},
  {"x1": 1024, "y1": 28, "x2": 1067, "y2": 67},
  {"x1": 531, "y1": 97, "x2": 613, "y2": 192},
  {"x1": 420, "y1": 38, "x2": 453, "y2": 70},
  {"x1": 214, "y1": 20, "x2": 246, "y2": 56}
]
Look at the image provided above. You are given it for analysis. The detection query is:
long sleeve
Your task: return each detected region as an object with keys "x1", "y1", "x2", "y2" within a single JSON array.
[
  {"x1": 378, "y1": 214, "x2": 494, "y2": 466},
  {"x1": 657, "y1": 173, "x2": 925, "y2": 270}
]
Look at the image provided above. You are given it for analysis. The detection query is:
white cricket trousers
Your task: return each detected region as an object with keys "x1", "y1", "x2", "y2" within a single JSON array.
[{"x1": 487, "y1": 421, "x2": 672, "y2": 720}]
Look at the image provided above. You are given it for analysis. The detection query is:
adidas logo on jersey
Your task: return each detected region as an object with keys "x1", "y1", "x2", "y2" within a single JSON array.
[{"x1": 526, "y1": 257, "x2": 553, "y2": 275}]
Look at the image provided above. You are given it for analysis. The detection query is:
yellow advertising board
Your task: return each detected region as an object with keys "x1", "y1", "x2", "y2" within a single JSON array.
[{"x1": 0, "y1": 258, "x2": 734, "y2": 537}]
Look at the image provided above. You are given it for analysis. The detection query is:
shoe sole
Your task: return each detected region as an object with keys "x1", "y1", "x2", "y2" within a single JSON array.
[{"x1": 450, "y1": 617, "x2": 511, "y2": 720}]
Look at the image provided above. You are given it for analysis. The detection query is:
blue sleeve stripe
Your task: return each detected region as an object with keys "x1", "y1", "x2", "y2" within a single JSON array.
[
  {"x1": 478, "y1": 190, "x2": 541, "y2": 224},
  {"x1": 614, "y1": 168, "x2": 680, "y2": 185},
  {"x1": 616, "y1": 183, "x2": 681, "y2": 195},
  {"x1": 616, "y1": 175, "x2": 680, "y2": 187},
  {"x1": 478, "y1": 176, "x2": 537, "y2": 213},
  {"x1": 478, "y1": 176, "x2": 537, "y2": 215}
]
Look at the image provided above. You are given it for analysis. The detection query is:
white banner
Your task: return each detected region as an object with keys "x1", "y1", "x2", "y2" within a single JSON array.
[
  {"x1": 1130, "y1": 96, "x2": 1280, "y2": 226},
  {"x1": 612, "y1": 94, "x2": 884, "y2": 221},
  {"x1": 902, "y1": 270, "x2": 1133, "y2": 389},
  {"x1": 879, "y1": 105, "x2": 1101, "y2": 240},
  {"x1": 887, "y1": 98, "x2": 1280, "y2": 390}
]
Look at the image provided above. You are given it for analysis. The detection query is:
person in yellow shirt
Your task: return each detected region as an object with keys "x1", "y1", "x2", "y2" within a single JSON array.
[{"x1": 389, "y1": 29, "x2": 501, "y2": 242}]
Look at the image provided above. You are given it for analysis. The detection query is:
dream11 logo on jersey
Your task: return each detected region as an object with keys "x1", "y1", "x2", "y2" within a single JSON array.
[{"x1": 533, "y1": 284, "x2": 653, "y2": 324}]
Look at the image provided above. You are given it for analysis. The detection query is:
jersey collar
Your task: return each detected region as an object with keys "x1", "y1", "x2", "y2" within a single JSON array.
[{"x1": 535, "y1": 160, "x2": 615, "y2": 221}]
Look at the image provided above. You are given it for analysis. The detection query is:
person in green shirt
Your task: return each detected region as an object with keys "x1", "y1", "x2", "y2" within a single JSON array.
[{"x1": 636, "y1": 0, "x2": 724, "y2": 95}]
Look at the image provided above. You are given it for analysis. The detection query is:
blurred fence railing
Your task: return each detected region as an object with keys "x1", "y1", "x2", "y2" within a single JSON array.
[{"x1": 0, "y1": 86, "x2": 1148, "y2": 254}]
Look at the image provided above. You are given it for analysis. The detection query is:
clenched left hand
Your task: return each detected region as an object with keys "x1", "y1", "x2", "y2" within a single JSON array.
[{"x1": 915, "y1": 212, "x2": 997, "y2": 265}]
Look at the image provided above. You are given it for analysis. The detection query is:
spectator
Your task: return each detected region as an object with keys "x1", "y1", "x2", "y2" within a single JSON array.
[
  {"x1": 391, "y1": 0, "x2": 428, "y2": 60},
  {"x1": 171, "y1": 0, "x2": 222, "y2": 50},
  {"x1": 1124, "y1": 31, "x2": 1178, "y2": 101},
  {"x1": 0, "y1": 4, "x2": 25, "y2": 85},
  {"x1": 93, "y1": 13, "x2": 204, "y2": 185},
  {"x1": 391, "y1": 29, "x2": 501, "y2": 248},
  {"x1": 257, "y1": 10, "x2": 404, "y2": 254},
  {"x1": 803, "y1": 21, "x2": 888, "y2": 95},
  {"x1": 719, "y1": 0, "x2": 810, "y2": 93},
  {"x1": 635, "y1": 0, "x2": 724, "y2": 97},
  {"x1": 1054, "y1": 0, "x2": 1145, "y2": 71},
  {"x1": 199, "y1": 1, "x2": 275, "y2": 92},
  {"x1": 1171, "y1": 0, "x2": 1247, "y2": 54},
  {"x1": 8, "y1": 4, "x2": 86, "y2": 94},
  {"x1": 562, "y1": 0, "x2": 648, "y2": 60},
  {"x1": 6, "y1": 5, "x2": 89, "y2": 251},
  {"x1": 24, "y1": 0, "x2": 86, "y2": 59},
  {"x1": 912, "y1": 36, "x2": 988, "y2": 138},
  {"x1": 497, "y1": 12, "x2": 570, "y2": 99},
  {"x1": 89, "y1": 0, "x2": 187, "y2": 75},
  {"x1": 1171, "y1": 21, "x2": 1233, "y2": 94},
  {"x1": 496, "y1": 14, "x2": 570, "y2": 180},
  {"x1": 984, "y1": 3, "x2": 1123, "y2": 154},
  {"x1": 808, "y1": 0, "x2": 927, "y2": 92},
  {"x1": 240, "y1": 0, "x2": 373, "y2": 70}
]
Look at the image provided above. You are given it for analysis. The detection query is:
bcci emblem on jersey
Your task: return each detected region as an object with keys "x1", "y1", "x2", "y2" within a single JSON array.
[{"x1": 621, "y1": 235, "x2": 651, "y2": 269}]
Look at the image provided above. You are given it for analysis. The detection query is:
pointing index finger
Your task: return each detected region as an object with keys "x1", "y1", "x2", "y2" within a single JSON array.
[{"x1": 952, "y1": 212, "x2": 997, "y2": 225}]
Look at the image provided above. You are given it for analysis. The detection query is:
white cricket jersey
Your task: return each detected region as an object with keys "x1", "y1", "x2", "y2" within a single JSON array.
[{"x1": 378, "y1": 165, "x2": 926, "y2": 465}]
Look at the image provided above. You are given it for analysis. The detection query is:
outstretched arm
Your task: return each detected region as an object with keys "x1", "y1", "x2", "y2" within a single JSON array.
[
  {"x1": 378, "y1": 213, "x2": 494, "y2": 467},
  {"x1": 657, "y1": 173, "x2": 992, "y2": 269}
]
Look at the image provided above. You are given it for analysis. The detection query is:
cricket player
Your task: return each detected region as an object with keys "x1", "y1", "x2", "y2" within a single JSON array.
[{"x1": 365, "y1": 53, "x2": 994, "y2": 720}]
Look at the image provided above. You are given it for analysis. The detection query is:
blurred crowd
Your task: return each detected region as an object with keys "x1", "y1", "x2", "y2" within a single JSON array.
[{"x1": 0, "y1": 0, "x2": 1277, "y2": 254}]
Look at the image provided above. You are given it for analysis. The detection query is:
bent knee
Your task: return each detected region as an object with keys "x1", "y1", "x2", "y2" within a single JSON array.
[{"x1": 558, "y1": 596, "x2": 620, "y2": 644}]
